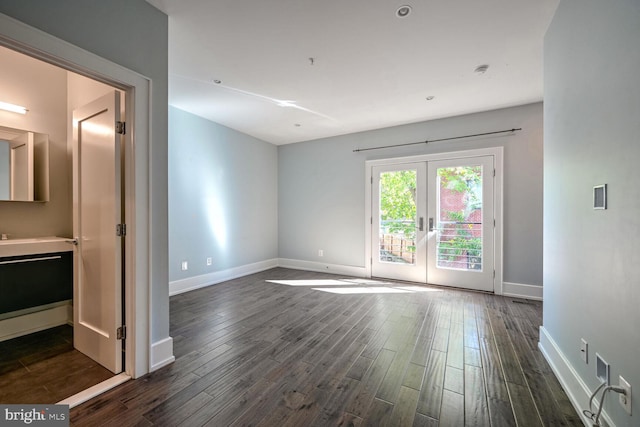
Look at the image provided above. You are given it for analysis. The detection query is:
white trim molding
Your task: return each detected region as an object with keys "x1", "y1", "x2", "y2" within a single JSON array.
[
  {"x1": 278, "y1": 258, "x2": 367, "y2": 278},
  {"x1": 502, "y1": 282, "x2": 543, "y2": 301},
  {"x1": 150, "y1": 337, "x2": 175, "y2": 372},
  {"x1": 0, "y1": 303, "x2": 71, "y2": 342},
  {"x1": 58, "y1": 373, "x2": 130, "y2": 409},
  {"x1": 538, "y1": 327, "x2": 615, "y2": 427},
  {"x1": 169, "y1": 259, "x2": 279, "y2": 296}
]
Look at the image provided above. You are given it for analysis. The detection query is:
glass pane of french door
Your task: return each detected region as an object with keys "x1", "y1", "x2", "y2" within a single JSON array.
[
  {"x1": 436, "y1": 165, "x2": 483, "y2": 271},
  {"x1": 371, "y1": 163, "x2": 426, "y2": 282},
  {"x1": 427, "y1": 156, "x2": 494, "y2": 292}
]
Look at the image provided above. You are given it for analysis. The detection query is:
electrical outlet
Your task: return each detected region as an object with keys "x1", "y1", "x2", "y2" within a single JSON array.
[
  {"x1": 206, "y1": 257, "x2": 212, "y2": 266},
  {"x1": 580, "y1": 339, "x2": 588, "y2": 363},
  {"x1": 619, "y1": 376, "x2": 632, "y2": 415},
  {"x1": 596, "y1": 353, "x2": 610, "y2": 385},
  {"x1": 318, "y1": 249, "x2": 324, "y2": 257},
  {"x1": 181, "y1": 261, "x2": 188, "y2": 271}
]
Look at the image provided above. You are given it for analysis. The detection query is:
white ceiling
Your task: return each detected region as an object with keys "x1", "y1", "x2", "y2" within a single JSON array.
[{"x1": 147, "y1": 0, "x2": 559, "y2": 145}]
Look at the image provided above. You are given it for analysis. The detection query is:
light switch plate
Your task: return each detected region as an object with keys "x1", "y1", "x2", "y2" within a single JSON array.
[{"x1": 580, "y1": 339, "x2": 588, "y2": 363}]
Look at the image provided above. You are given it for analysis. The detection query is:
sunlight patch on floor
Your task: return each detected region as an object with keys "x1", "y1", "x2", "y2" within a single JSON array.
[
  {"x1": 267, "y1": 278, "x2": 443, "y2": 294},
  {"x1": 311, "y1": 287, "x2": 412, "y2": 294},
  {"x1": 266, "y1": 279, "x2": 352, "y2": 286},
  {"x1": 340, "y1": 279, "x2": 392, "y2": 285},
  {"x1": 395, "y1": 286, "x2": 442, "y2": 293}
]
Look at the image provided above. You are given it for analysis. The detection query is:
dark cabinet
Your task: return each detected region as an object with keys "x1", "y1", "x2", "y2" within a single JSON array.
[{"x1": 0, "y1": 252, "x2": 73, "y2": 314}]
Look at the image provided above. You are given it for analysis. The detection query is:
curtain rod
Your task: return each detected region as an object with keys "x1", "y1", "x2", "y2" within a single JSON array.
[{"x1": 352, "y1": 128, "x2": 522, "y2": 153}]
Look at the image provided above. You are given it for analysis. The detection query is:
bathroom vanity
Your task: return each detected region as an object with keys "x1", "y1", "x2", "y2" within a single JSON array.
[{"x1": 0, "y1": 237, "x2": 73, "y2": 340}]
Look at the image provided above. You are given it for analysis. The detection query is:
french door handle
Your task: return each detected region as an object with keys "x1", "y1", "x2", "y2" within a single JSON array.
[
  {"x1": 429, "y1": 218, "x2": 435, "y2": 232},
  {"x1": 418, "y1": 217, "x2": 424, "y2": 232}
]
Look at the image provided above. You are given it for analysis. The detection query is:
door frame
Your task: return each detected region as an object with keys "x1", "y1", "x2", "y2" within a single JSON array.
[
  {"x1": 365, "y1": 147, "x2": 504, "y2": 294},
  {"x1": 0, "y1": 13, "x2": 152, "y2": 378}
]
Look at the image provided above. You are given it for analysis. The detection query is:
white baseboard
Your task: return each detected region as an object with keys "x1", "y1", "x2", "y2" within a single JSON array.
[
  {"x1": 58, "y1": 373, "x2": 130, "y2": 408},
  {"x1": 538, "y1": 326, "x2": 615, "y2": 427},
  {"x1": 502, "y1": 282, "x2": 543, "y2": 300},
  {"x1": 169, "y1": 258, "x2": 279, "y2": 296},
  {"x1": 0, "y1": 303, "x2": 71, "y2": 342},
  {"x1": 150, "y1": 336, "x2": 175, "y2": 372},
  {"x1": 278, "y1": 258, "x2": 367, "y2": 278}
]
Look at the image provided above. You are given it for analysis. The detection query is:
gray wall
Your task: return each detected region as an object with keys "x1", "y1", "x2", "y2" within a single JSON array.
[
  {"x1": 544, "y1": 0, "x2": 639, "y2": 425},
  {"x1": 169, "y1": 107, "x2": 278, "y2": 281},
  {"x1": 0, "y1": 1, "x2": 170, "y2": 343},
  {"x1": 279, "y1": 103, "x2": 543, "y2": 286}
]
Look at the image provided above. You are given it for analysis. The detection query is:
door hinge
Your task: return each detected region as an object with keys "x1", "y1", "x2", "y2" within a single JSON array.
[
  {"x1": 116, "y1": 223, "x2": 127, "y2": 237},
  {"x1": 370, "y1": 217, "x2": 373, "y2": 225},
  {"x1": 116, "y1": 121, "x2": 126, "y2": 135},
  {"x1": 494, "y1": 219, "x2": 496, "y2": 227},
  {"x1": 493, "y1": 270, "x2": 496, "y2": 279},
  {"x1": 493, "y1": 169, "x2": 496, "y2": 177},
  {"x1": 371, "y1": 176, "x2": 373, "y2": 184},
  {"x1": 117, "y1": 326, "x2": 126, "y2": 340}
]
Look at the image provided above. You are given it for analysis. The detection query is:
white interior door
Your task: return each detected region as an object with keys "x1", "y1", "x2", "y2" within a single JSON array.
[
  {"x1": 427, "y1": 156, "x2": 495, "y2": 292},
  {"x1": 72, "y1": 91, "x2": 123, "y2": 374},
  {"x1": 371, "y1": 162, "x2": 427, "y2": 282}
]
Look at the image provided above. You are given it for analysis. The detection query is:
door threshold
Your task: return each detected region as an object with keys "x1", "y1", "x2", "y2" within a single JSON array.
[{"x1": 57, "y1": 372, "x2": 130, "y2": 409}]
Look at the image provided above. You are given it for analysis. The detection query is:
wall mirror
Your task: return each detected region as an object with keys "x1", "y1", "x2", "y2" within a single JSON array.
[{"x1": 0, "y1": 125, "x2": 49, "y2": 202}]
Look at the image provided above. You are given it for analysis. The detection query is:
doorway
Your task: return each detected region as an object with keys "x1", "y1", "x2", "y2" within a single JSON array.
[
  {"x1": 367, "y1": 149, "x2": 502, "y2": 293},
  {"x1": 0, "y1": 19, "x2": 152, "y2": 402},
  {"x1": 0, "y1": 47, "x2": 126, "y2": 400},
  {"x1": 0, "y1": 9, "x2": 156, "y2": 384}
]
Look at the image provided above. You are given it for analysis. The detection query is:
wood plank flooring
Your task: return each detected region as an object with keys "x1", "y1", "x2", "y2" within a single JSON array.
[
  {"x1": 70, "y1": 268, "x2": 582, "y2": 426},
  {"x1": 0, "y1": 325, "x2": 114, "y2": 403}
]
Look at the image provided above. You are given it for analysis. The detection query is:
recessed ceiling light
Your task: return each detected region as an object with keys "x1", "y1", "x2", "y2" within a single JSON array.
[
  {"x1": 396, "y1": 5, "x2": 412, "y2": 18},
  {"x1": 474, "y1": 64, "x2": 489, "y2": 74},
  {"x1": 212, "y1": 79, "x2": 222, "y2": 84},
  {"x1": 426, "y1": 96, "x2": 435, "y2": 101}
]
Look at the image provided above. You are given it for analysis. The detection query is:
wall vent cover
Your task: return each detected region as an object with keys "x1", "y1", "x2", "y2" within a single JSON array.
[{"x1": 593, "y1": 184, "x2": 607, "y2": 209}]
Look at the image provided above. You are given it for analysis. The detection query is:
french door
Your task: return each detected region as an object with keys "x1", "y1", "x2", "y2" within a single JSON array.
[{"x1": 371, "y1": 155, "x2": 495, "y2": 292}]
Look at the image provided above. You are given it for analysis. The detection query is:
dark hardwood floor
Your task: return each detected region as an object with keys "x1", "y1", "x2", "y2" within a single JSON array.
[
  {"x1": 70, "y1": 268, "x2": 582, "y2": 426},
  {"x1": 0, "y1": 324, "x2": 114, "y2": 403}
]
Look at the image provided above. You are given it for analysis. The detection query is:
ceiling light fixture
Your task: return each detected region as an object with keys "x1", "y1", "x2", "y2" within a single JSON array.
[
  {"x1": 0, "y1": 101, "x2": 27, "y2": 114},
  {"x1": 474, "y1": 64, "x2": 490, "y2": 74},
  {"x1": 396, "y1": 5, "x2": 412, "y2": 18},
  {"x1": 212, "y1": 79, "x2": 222, "y2": 84},
  {"x1": 426, "y1": 96, "x2": 435, "y2": 101}
]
